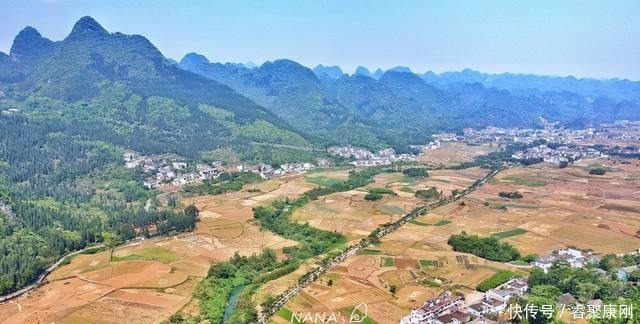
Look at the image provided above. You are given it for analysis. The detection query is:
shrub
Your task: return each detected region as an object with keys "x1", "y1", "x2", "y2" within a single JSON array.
[
  {"x1": 364, "y1": 193, "x2": 383, "y2": 201},
  {"x1": 499, "y1": 191, "x2": 523, "y2": 199},
  {"x1": 402, "y1": 167, "x2": 428, "y2": 178}
]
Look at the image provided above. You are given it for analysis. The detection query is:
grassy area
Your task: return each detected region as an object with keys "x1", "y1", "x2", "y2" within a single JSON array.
[
  {"x1": 367, "y1": 187, "x2": 396, "y2": 195},
  {"x1": 476, "y1": 270, "x2": 516, "y2": 292},
  {"x1": 381, "y1": 256, "x2": 395, "y2": 267},
  {"x1": 492, "y1": 228, "x2": 527, "y2": 239},
  {"x1": 304, "y1": 175, "x2": 345, "y2": 187},
  {"x1": 410, "y1": 219, "x2": 451, "y2": 226},
  {"x1": 400, "y1": 186, "x2": 414, "y2": 193},
  {"x1": 276, "y1": 307, "x2": 301, "y2": 324},
  {"x1": 419, "y1": 259, "x2": 435, "y2": 268},
  {"x1": 358, "y1": 249, "x2": 382, "y2": 255},
  {"x1": 339, "y1": 307, "x2": 378, "y2": 324},
  {"x1": 112, "y1": 246, "x2": 177, "y2": 263}
]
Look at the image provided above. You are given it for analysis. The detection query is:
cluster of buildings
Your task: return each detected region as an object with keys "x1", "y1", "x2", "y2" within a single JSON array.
[
  {"x1": 511, "y1": 144, "x2": 604, "y2": 166},
  {"x1": 533, "y1": 248, "x2": 600, "y2": 273},
  {"x1": 124, "y1": 152, "x2": 331, "y2": 189},
  {"x1": 251, "y1": 161, "x2": 319, "y2": 178},
  {"x1": 328, "y1": 146, "x2": 416, "y2": 167},
  {"x1": 429, "y1": 122, "x2": 625, "y2": 167},
  {"x1": 123, "y1": 152, "x2": 222, "y2": 189},
  {"x1": 467, "y1": 278, "x2": 529, "y2": 318},
  {"x1": 401, "y1": 278, "x2": 529, "y2": 324}
]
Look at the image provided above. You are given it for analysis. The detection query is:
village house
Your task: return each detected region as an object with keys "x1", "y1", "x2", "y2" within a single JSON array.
[
  {"x1": 400, "y1": 291, "x2": 464, "y2": 324},
  {"x1": 533, "y1": 248, "x2": 598, "y2": 273},
  {"x1": 467, "y1": 278, "x2": 528, "y2": 318},
  {"x1": 435, "y1": 310, "x2": 471, "y2": 324}
]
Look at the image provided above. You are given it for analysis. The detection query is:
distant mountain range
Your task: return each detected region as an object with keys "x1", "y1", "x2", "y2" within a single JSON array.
[
  {"x1": 2, "y1": 16, "x2": 639, "y2": 156},
  {"x1": 0, "y1": 17, "x2": 306, "y2": 157}
]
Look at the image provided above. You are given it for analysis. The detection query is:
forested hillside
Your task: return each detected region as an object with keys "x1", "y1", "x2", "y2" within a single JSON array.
[
  {"x1": 0, "y1": 113, "x2": 199, "y2": 294},
  {"x1": 0, "y1": 17, "x2": 311, "y2": 295}
]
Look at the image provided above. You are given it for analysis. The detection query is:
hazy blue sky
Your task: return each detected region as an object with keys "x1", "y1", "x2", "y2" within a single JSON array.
[{"x1": 1, "y1": 0, "x2": 639, "y2": 79}]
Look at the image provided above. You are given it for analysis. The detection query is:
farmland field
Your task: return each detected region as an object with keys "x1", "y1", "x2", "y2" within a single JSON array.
[{"x1": 278, "y1": 157, "x2": 640, "y2": 323}]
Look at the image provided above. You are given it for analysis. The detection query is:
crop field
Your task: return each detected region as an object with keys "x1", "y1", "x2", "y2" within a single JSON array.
[
  {"x1": 290, "y1": 182, "x2": 420, "y2": 241},
  {"x1": 280, "y1": 160, "x2": 640, "y2": 322},
  {"x1": 418, "y1": 142, "x2": 500, "y2": 167},
  {"x1": 1, "y1": 176, "x2": 308, "y2": 324}
]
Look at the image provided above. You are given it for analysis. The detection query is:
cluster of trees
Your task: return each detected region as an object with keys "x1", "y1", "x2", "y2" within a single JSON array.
[
  {"x1": 589, "y1": 167, "x2": 607, "y2": 175},
  {"x1": 364, "y1": 187, "x2": 395, "y2": 201},
  {"x1": 447, "y1": 232, "x2": 521, "y2": 262},
  {"x1": 182, "y1": 172, "x2": 262, "y2": 196},
  {"x1": 364, "y1": 193, "x2": 383, "y2": 201},
  {"x1": 508, "y1": 253, "x2": 640, "y2": 324},
  {"x1": 192, "y1": 168, "x2": 384, "y2": 322},
  {"x1": 499, "y1": 191, "x2": 523, "y2": 199},
  {"x1": 402, "y1": 167, "x2": 428, "y2": 178},
  {"x1": 193, "y1": 250, "x2": 285, "y2": 323}
]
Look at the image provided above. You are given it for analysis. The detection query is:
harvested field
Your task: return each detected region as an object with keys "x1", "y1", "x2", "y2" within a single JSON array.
[
  {"x1": 279, "y1": 158, "x2": 640, "y2": 323},
  {"x1": 418, "y1": 142, "x2": 500, "y2": 167},
  {"x1": 290, "y1": 186, "x2": 419, "y2": 240},
  {"x1": 2, "y1": 176, "x2": 307, "y2": 324}
]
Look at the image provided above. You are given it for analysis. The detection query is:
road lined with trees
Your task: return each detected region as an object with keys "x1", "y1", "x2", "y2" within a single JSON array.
[{"x1": 256, "y1": 167, "x2": 503, "y2": 323}]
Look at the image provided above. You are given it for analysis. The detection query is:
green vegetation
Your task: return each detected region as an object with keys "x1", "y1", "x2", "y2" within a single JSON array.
[
  {"x1": 419, "y1": 259, "x2": 435, "y2": 267},
  {"x1": 400, "y1": 186, "x2": 414, "y2": 193},
  {"x1": 339, "y1": 307, "x2": 377, "y2": 324},
  {"x1": 182, "y1": 172, "x2": 262, "y2": 196},
  {"x1": 367, "y1": 187, "x2": 396, "y2": 195},
  {"x1": 498, "y1": 191, "x2": 523, "y2": 199},
  {"x1": 493, "y1": 175, "x2": 546, "y2": 187},
  {"x1": 414, "y1": 187, "x2": 441, "y2": 200},
  {"x1": 447, "y1": 232, "x2": 521, "y2": 262},
  {"x1": 528, "y1": 258, "x2": 640, "y2": 318},
  {"x1": 196, "y1": 250, "x2": 286, "y2": 323},
  {"x1": 476, "y1": 271, "x2": 516, "y2": 292},
  {"x1": 402, "y1": 167, "x2": 428, "y2": 178},
  {"x1": 358, "y1": 249, "x2": 382, "y2": 255},
  {"x1": 381, "y1": 256, "x2": 395, "y2": 267},
  {"x1": 589, "y1": 166, "x2": 607, "y2": 175},
  {"x1": 0, "y1": 114, "x2": 200, "y2": 294},
  {"x1": 364, "y1": 193, "x2": 383, "y2": 201},
  {"x1": 305, "y1": 175, "x2": 344, "y2": 187},
  {"x1": 410, "y1": 219, "x2": 451, "y2": 226},
  {"x1": 193, "y1": 168, "x2": 384, "y2": 322},
  {"x1": 491, "y1": 228, "x2": 527, "y2": 239},
  {"x1": 112, "y1": 246, "x2": 177, "y2": 263},
  {"x1": 276, "y1": 307, "x2": 300, "y2": 323}
]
